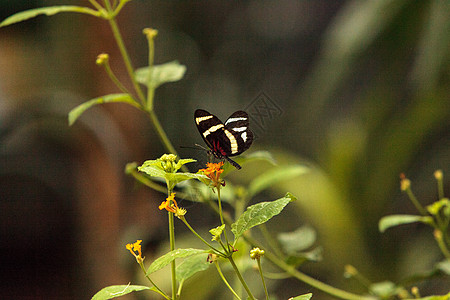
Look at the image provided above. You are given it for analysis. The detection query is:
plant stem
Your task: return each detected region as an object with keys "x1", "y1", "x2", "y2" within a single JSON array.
[
  {"x1": 138, "y1": 260, "x2": 170, "y2": 300},
  {"x1": 256, "y1": 259, "x2": 269, "y2": 300},
  {"x1": 180, "y1": 216, "x2": 226, "y2": 256},
  {"x1": 104, "y1": 1, "x2": 146, "y2": 105},
  {"x1": 228, "y1": 256, "x2": 256, "y2": 300},
  {"x1": 168, "y1": 195, "x2": 177, "y2": 300},
  {"x1": 216, "y1": 187, "x2": 231, "y2": 250},
  {"x1": 214, "y1": 261, "x2": 241, "y2": 300},
  {"x1": 405, "y1": 187, "x2": 428, "y2": 216},
  {"x1": 245, "y1": 235, "x2": 377, "y2": 300},
  {"x1": 147, "y1": 110, "x2": 179, "y2": 156}
]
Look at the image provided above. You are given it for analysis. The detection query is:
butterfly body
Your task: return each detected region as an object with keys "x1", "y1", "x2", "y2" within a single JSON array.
[{"x1": 194, "y1": 109, "x2": 253, "y2": 169}]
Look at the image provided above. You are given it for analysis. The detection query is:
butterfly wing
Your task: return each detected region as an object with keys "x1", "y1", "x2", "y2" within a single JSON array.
[
  {"x1": 224, "y1": 110, "x2": 253, "y2": 156},
  {"x1": 194, "y1": 109, "x2": 229, "y2": 157}
]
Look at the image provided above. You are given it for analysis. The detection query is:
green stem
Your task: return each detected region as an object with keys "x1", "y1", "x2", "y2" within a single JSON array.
[
  {"x1": 216, "y1": 187, "x2": 231, "y2": 250},
  {"x1": 180, "y1": 216, "x2": 226, "y2": 256},
  {"x1": 245, "y1": 235, "x2": 377, "y2": 300},
  {"x1": 147, "y1": 110, "x2": 179, "y2": 156},
  {"x1": 214, "y1": 261, "x2": 241, "y2": 300},
  {"x1": 228, "y1": 256, "x2": 256, "y2": 300},
  {"x1": 434, "y1": 230, "x2": 450, "y2": 260},
  {"x1": 405, "y1": 187, "x2": 428, "y2": 216},
  {"x1": 89, "y1": 0, "x2": 104, "y2": 11},
  {"x1": 168, "y1": 198, "x2": 177, "y2": 300},
  {"x1": 138, "y1": 260, "x2": 170, "y2": 300},
  {"x1": 102, "y1": 58, "x2": 134, "y2": 96},
  {"x1": 104, "y1": 1, "x2": 146, "y2": 105},
  {"x1": 257, "y1": 259, "x2": 269, "y2": 300}
]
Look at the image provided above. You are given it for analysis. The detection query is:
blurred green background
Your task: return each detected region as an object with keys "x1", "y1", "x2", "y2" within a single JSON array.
[{"x1": 0, "y1": 0, "x2": 449, "y2": 299}]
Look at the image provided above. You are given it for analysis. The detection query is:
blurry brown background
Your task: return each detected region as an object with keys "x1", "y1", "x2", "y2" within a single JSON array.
[{"x1": 1, "y1": 0, "x2": 449, "y2": 299}]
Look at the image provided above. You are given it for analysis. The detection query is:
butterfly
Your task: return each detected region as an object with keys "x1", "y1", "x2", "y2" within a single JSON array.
[{"x1": 194, "y1": 109, "x2": 253, "y2": 169}]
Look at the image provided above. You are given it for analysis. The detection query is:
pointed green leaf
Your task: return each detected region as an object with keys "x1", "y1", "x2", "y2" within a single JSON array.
[
  {"x1": 1, "y1": 6, "x2": 101, "y2": 27},
  {"x1": 135, "y1": 61, "x2": 186, "y2": 89},
  {"x1": 176, "y1": 253, "x2": 211, "y2": 282},
  {"x1": 146, "y1": 248, "x2": 206, "y2": 275},
  {"x1": 289, "y1": 293, "x2": 313, "y2": 300},
  {"x1": 278, "y1": 225, "x2": 317, "y2": 254},
  {"x1": 137, "y1": 164, "x2": 167, "y2": 178},
  {"x1": 68, "y1": 93, "x2": 138, "y2": 125},
  {"x1": 379, "y1": 214, "x2": 433, "y2": 233},
  {"x1": 91, "y1": 284, "x2": 153, "y2": 300},
  {"x1": 248, "y1": 165, "x2": 308, "y2": 197},
  {"x1": 232, "y1": 193, "x2": 296, "y2": 241}
]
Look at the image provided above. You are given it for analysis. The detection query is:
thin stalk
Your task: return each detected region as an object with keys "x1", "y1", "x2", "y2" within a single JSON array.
[
  {"x1": 102, "y1": 58, "x2": 134, "y2": 96},
  {"x1": 228, "y1": 256, "x2": 256, "y2": 300},
  {"x1": 256, "y1": 259, "x2": 269, "y2": 300},
  {"x1": 179, "y1": 216, "x2": 226, "y2": 256},
  {"x1": 89, "y1": 0, "x2": 104, "y2": 11},
  {"x1": 405, "y1": 187, "x2": 428, "y2": 216},
  {"x1": 147, "y1": 110, "x2": 179, "y2": 156},
  {"x1": 434, "y1": 230, "x2": 450, "y2": 260},
  {"x1": 138, "y1": 260, "x2": 170, "y2": 300},
  {"x1": 216, "y1": 187, "x2": 231, "y2": 250},
  {"x1": 168, "y1": 198, "x2": 177, "y2": 300},
  {"x1": 244, "y1": 235, "x2": 377, "y2": 300},
  {"x1": 214, "y1": 261, "x2": 241, "y2": 300},
  {"x1": 104, "y1": 1, "x2": 146, "y2": 105},
  {"x1": 145, "y1": 28, "x2": 156, "y2": 111}
]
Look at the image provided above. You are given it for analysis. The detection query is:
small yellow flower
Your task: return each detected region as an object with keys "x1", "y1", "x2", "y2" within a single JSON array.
[
  {"x1": 250, "y1": 247, "x2": 265, "y2": 260},
  {"x1": 199, "y1": 162, "x2": 225, "y2": 187},
  {"x1": 126, "y1": 240, "x2": 144, "y2": 263}
]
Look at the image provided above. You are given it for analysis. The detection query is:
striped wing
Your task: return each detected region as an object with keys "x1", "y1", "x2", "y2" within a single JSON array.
[
  {"x1": 194, "y1": 109, "x2": 253, "y2": 158},
  {"x1": 224, "y1": 110, "x2": 253, "y2": 156}
]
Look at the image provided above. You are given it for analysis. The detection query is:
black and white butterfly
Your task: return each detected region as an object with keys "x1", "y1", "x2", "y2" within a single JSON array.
[{"x1": 194, "y1": 109, "x2": 253, "y2": 169}]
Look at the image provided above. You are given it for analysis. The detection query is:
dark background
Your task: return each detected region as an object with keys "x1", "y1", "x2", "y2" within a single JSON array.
[{"x1": 1, "y1": 0, "x2": 449, "y2": 299}]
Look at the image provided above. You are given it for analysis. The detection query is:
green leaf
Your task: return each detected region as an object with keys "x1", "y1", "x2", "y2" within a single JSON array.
[
  {"x1": 248, "y1": 165, "x2": 308, "y2": 198},
  {"x1": 231, "y1": 193, "x2": 296, "y2": 241},
  {"x1": 369, "y1": 281, "x2": 398, "y2": 298},
  {"x1": 91, "y1": 284, "x2": 153, "y2": 300},
  {"x1": 289, "y1": 293, "x2": 313, "y2": 300},
  {"x1": 378, "y1": 214, "x2": 433, "y2": 232},
  {"x1": 176, "y1": 253, "x2": 211, "y2": 282},
  {"x1": 0, "y1": 6, "x2": 101, "y2": 27},
  {"x1": 135, "y1": 61, "x2": 186, "y2": 89},
  {"x1": 285, "y1": 247, "x2": 322, "y2": 266},
  {"x1": 278, "y1": 225, "x2": 317, "y2": 254},
  {"x1": 436, "y1": 259, "x2": 450, "y2": 275},
  {"x1": 68, "y1": 93, "x2": 138, "y2": 125},
  {"x1": 146, "y1": 248, "x2": 206, "y2": 275}
]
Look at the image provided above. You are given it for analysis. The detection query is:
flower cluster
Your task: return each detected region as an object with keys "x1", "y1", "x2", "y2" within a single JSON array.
[
  {"x1": 159, "y1": 192, "x2": 186, "y2": 217},
  {"x1": 199, "y1": 162, "x2": 225, "y2": 188},
  {"x1": 126, "y1": 240, "x2": 144, "y2": 263}
]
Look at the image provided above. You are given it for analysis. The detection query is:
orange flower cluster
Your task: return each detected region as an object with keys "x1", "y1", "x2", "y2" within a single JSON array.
[
  {"x1": 159, "y1": 192, "x2": 186, "y2": 216},
  {"x1": 199, "y1": 162, "x2": 225, "y2": 187},
  {"x1": 126, "y1": 240, "x2": 144, "y2": 262}
]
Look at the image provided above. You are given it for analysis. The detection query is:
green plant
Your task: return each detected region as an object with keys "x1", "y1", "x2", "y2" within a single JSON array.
[{"x1": 1, "y1": 1, "x2": 448, "y2": 299}]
